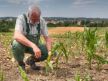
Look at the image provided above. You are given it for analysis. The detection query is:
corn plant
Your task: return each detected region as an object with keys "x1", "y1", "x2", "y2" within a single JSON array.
[
  {"x1": 105, "y1": 32, "x2": 108, "y2": 48},
  {"x1": 84, "y1": 27, "x2": 108, "y2": 69},
  {"x1": 45, "y1": 51, "x2": 54, "y2": 73},
  {"x1": 45, "y1": 41, "x2": 69, "y2": 73},
  {"x1": 104, "y1": 31, "x2": 108, "y2": 58},
  {"x1": 94, "y1": 54, "x2": 108, "y2": 70},
  {"x1": 52, "y1": 42, "x2": 69, "y2": 67},
  {"x1": 75, "y1": 73, "x2": 81, "y2": 81},
  {"x1": 74, "y1": 31, "x2": 84, "y2": 54},
  {"x1": 18, "y1": 66, "x2": 30, "y2": 81},
  {"x1": 0, "y1": 69, "x2": 4, "y2": 81},
  {"x1": 74, "y1": 73, "x2": 92, "y2": 81},
  {"x1": 83, "y1": 27, "x2": 98, "y2": 69}
]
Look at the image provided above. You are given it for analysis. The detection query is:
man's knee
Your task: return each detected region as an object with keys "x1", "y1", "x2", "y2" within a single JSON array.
[
  {"x1": 12, "y1": 40, "x2": 25, "y2": 51},
  {"x1": 11, "y1": 40, "x2": 25, "y2": 62},
  {"x1": 41, "y1": 52, "x2": 48, "y2": 61},
  {"x1": 40, "y1": 47, "x2": 48, "y2": 61}
]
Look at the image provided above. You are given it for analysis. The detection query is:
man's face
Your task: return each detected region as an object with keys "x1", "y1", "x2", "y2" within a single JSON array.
[{"x1": 29, "y1": 12, "x2": 40, "y2": 24}]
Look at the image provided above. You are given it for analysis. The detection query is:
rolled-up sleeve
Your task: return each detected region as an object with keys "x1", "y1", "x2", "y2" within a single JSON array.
[
  {"x1": 15, "y1": 15, "x2": 24, "y2": 34},
  {"x1": 40, "y1": 17, "x2": 48, "y2": 36}
]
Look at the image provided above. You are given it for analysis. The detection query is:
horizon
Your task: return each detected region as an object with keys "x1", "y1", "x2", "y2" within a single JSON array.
[
  {"x1": 0, "y1": 0, "x2": 108, "y2": 18},
  {"x1": 0, "y1": 16, "x2": 108, "y2": 19}
]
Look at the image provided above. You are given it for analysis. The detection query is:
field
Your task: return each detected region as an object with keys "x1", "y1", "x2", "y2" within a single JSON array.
[
  {"x1": 1, "y1": 27, "x2": 108, "y2": 81},
  {"x1": 48, "y1": 27, "x2": 84, "y2": 34}
]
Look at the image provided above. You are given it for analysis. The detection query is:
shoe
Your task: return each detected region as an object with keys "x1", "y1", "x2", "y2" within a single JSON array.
[
  {"x1": 18, "y1": 61, "x2": 26, "y2": 71},
  {"x1": 30, "y1": 63, "x2": 41, "y2": 70},
  {"x1": 19, "y1": 65, "x2": 26, "y2": 71},
  {"x1": 26, "y1": 56, "x2": 41, "y2": 70}
]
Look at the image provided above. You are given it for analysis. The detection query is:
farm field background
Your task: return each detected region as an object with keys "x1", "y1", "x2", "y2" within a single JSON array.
[{"x1": 1, "y1": 27, "x2": 108, "y2": 81}]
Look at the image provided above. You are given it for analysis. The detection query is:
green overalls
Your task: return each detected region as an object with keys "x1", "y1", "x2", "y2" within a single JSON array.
[{"x1": 12, "y1": 14, "x2": 48, "y2": 63}]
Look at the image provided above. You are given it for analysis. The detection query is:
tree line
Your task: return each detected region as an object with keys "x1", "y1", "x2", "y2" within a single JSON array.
[
  {"x1": 0, "y1": 19, "x2": 108, "y2": 32},
  {"x1": 0, "y1": 20, "x2": 16, "y2": 32},
  {"x1": 47, "y1": 20, "x2": 108, "y2": 27}
]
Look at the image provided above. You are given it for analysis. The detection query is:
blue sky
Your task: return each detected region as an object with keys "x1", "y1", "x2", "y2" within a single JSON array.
[{"x1": 0, "y1": 0, "x2": 108, "y2": 18}]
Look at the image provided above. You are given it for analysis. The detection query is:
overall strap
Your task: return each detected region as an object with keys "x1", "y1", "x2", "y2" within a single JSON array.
[
  {"x1": 37, "y1": 23, "x2": 40, "y2": 35},
  {"x1": 23, "y1": 14, "x2": 30, "y2": 34}
]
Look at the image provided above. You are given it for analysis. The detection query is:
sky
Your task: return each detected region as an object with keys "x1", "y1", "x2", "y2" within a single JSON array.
[{"x1": 0, "y1": 0, "x2": 108, "y2": 18}]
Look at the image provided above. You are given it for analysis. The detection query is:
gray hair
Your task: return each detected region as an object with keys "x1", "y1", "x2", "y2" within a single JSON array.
[{"x1": 28, "y1": 5, "x2": 41, "y2": 16}]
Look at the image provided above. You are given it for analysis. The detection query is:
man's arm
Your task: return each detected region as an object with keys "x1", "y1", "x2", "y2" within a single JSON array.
[
  {"x1": 14, "y1": 31, "x2": 41, "y2": 58},
  {"x1": 43, "y1": 36, "x2": 52, "y2": 52},
  {"x1": 40, "y1": 17, "x2": 52, "y2": 52}
]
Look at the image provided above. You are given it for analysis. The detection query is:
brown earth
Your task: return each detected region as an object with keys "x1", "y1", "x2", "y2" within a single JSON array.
[
  {"x1": 1, "y1": 27, "x2": 108, "y2": 81},
  {"x1": 0, "y1": 43, "x2": 22, "y2": 81}
]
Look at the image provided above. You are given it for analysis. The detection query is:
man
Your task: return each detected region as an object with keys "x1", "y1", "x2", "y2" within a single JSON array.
[{"x1": 12, "y1": 5, "x2": 51, "y2": 70}]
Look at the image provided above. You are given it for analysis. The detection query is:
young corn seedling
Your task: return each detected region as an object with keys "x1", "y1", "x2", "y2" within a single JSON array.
[
  {"x1": 74, "y1": 31, "x2": 84, "y2": 55},
  {"x1": 105, "y1": 32, "x2": 108, "y2": 48},
  {"x1": 104, "y1": 31, "x2": 108, "y2": 58},
  {"x1": 52, "y1": 42, "x2": 69, "y2": 68},
  {"x1": 45, "y1": 41, "x2": 69, "y2": 73},
  {"x1": 45, "y1": 51, "x2": 54, "y2": 73},
  {"x1": 75, "y1": 73, "x2": 81, "y2": 81},
  {"x1": 94, "y1": 54, "x2": 108, "y2": 70},
  {"x1": 83, "y1": 27, "x2": 98, "y2": 69},
  {"x1": 74, "y1": 73, "x2": 92, "y2": 81},
  {"x1": 18, "y1": 66, "x2": 30, "y2": 81},
  {"x1": 84, "y1": 27, "x2": 108, "y2": 69},
  {"x1": 0, "y1": 69, "x2": 4, "y2": 81}
]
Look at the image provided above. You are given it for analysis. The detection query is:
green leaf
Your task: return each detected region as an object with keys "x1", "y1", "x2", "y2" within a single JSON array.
[{"x1": 18, "y1": 66, "x2": 29, "y2": 81}]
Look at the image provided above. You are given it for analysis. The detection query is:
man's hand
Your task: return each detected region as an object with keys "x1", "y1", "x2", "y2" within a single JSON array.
[{"x1": 32, "y1": 45, "x2": 41, "y2": 58}]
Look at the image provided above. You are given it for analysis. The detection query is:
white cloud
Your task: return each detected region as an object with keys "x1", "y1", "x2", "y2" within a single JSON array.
[
  {"x1": 27, "y1": 0, "x2": 42, "y2": 5},
  {"x1": 71, "y1": 0, "x2": 96, "y2": 8},
  {"x1": 6, "y1": 0, "x2": 45, "y2": 4},
  {"x1": 6, "y1": 0, "x2": 23, "y2": 4},
  {"x1": 73, "y1": 0, "x2": 96, "y2": 5}
]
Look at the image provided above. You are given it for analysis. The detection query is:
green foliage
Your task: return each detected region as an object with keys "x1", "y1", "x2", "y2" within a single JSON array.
[
  {"x1": 75, "y1": 73, "x2": 81, "y2": 81},
  {"x1": 0, "y1": 20, "x2": 15, "y2": 32},
  {"x1": 47, "y1": 23, "x2": 57, "y2": 27},
  {"x1": 74, "y1": 73, "x2": 92, "y2": 81},
  {"x1": 45, "y1": 52, "x2": 53, "y2": 73},
  {"x1": 0, "y1": 69, "x2": 4, "y2": 81},
  {"x1": 18, "y1": 66, "x2": 30, "y2": 81},
  {"x1": 52, "y1": 42, "x2": 69, "y2": 67},
  {"x1": 45, "y1": 41, "x2": 69, "y2": 73},
  {"x1": 0, "y1": 23, "x2": 10, "y2": 32},
  {"x1": 83, "y1": 27, "x2": 98, "y2": 69},
  {"x1": 105, "y1": 32, "x2": 108, "y2": 48},
  {"x1": 83, "y1": 27, "x2": 108, "y2": 69},
  {"x1": 94, "y1": 54, "x2": 108, "y2": 64}
]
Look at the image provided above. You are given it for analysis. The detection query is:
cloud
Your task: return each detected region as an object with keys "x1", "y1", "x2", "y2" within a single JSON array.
[
  {"x1": 6, "y1": 0, "x2": 45, "y2": 5},
  {"x1": 6, "y1": 0, "x2": 23, "y2": 4},
  {"x1": 71, "y1": 0, "x2": 96, "y2": 8},
  {"x1": 27, "y1": 0, "x2": 43, "y2": 5},
  {"x1": 73, "y1": 0, "x2": 96, "y2": 5}
]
